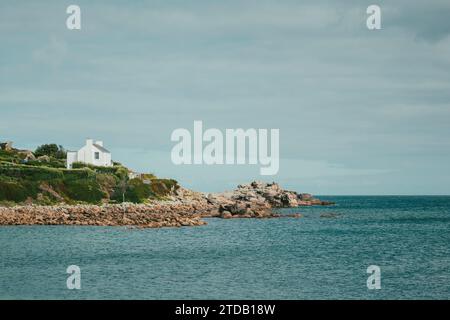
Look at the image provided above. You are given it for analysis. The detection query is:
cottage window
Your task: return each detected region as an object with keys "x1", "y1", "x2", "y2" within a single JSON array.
[{"x1": 94, "y1": 152, "x2": 100, "y2": 160}]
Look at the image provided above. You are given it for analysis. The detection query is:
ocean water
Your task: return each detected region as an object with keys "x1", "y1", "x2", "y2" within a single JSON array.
[{"x1": 0, "y1": 196, "x2": 449, "y2": 300}]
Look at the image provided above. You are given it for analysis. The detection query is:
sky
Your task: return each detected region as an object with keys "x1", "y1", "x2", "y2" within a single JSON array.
[{"x1": 1, "y1": 0, "x2": 450, "y2": 194}]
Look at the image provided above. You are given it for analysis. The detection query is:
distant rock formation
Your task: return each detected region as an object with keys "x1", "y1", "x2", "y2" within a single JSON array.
[{"x1": 170, "y1": 181, "x2": 334, "y2": 220}]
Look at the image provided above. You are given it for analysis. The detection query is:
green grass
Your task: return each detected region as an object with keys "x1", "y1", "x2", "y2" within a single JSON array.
[{"x1": 0, "y1": 147, "x2": 179, "y2": 205}]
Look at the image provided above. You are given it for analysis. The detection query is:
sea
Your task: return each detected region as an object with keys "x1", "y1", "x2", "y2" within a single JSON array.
[{"x1": 0, "y1": 196, "x2": 449, "y2": 299}]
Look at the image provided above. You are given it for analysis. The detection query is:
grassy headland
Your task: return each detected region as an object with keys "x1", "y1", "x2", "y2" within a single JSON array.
[{"x1": 0, "y1": 144, "x2": 178, "y2": 206}]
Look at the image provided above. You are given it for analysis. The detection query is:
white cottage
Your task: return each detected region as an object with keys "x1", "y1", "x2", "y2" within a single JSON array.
[{"x1": 66, "y1": 139, "x2": 113, "y2": 169}]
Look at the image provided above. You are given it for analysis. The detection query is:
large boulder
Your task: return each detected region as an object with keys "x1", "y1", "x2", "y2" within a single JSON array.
[
  {"x1": 280, "y1": 193, "x2": 298, "y2": 207},
  {"x1": 220, "y1": 211, "x2": 232, "y2": 219}
]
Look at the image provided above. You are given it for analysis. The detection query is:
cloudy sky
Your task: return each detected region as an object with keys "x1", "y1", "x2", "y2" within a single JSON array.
[{"x1": 1, "y1": 0, "x2": 450, "y2": 194}]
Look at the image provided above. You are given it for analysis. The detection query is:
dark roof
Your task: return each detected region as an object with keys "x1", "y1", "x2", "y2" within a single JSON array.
[{"x1": 93, "y1": 144, "x2": 111, "y2": 153}]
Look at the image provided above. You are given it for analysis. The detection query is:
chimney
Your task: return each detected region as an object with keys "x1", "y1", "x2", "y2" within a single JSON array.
[
  {"x1": 95, "y1": 140, "x2": 103, "y2": 147},
  {"x1": 86, "y1": 139, "x2": 93, "y2": 147}
]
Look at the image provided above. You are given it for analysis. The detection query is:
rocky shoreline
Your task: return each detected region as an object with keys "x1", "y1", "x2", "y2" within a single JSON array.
[{"x1": 0, "y1": 181, "x2": 334, "y2": 228}]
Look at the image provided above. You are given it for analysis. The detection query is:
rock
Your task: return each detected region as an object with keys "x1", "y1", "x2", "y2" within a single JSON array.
[
  {"x1": 221, "y1": 211, "x2": 232, "y2": 219},
  {"x1": 320, "y1": 213, "x2": 339, "y2": 218},
  {"x1": 0, "y1": 141, "x2": 13, "y2": 151},
  {"x1": 298, "y1": 193, "x2": 313, "y2": 201},
  {"x1": 0, "y1": 202, "x2": 211, "y2": 228},
  {"x1": 17, "y1": 150, "x2": 36, "y2": 161},
  {"x1": 39, "y1": 182, "x2": 65, "y2": 202},
  {"x1": 283, "y1": 213, "x2": 302, "y2": 218},
  {"x1": 280, "y1": 193, "x2": 298, "y2": 207},
  {"x1": 250, "y1": 181, "x2": 264, "y2": 189},
  {"x1": 37, "y1": 155, "x2": 51, "y2": 162},
  {"x1": 228, "y1": 202, "x2": 249, "y2": 215}
]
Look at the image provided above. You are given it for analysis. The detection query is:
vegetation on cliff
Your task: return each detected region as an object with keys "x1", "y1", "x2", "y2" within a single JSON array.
[{"x1": 0, "y1": 143, "x2": 179, "y2": 205}]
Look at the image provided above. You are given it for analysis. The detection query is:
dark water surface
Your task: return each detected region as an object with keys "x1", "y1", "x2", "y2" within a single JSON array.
[{"x1": 1, "y1": 196, "x2": 449, "y2": 299}]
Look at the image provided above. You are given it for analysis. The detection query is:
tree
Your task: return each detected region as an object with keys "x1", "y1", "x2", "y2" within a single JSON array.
[{"x1": 35, "y1": 144, "x2": 67, "y2": 159}]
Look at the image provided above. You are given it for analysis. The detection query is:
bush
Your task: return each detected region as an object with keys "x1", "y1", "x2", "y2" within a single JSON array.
[
  {"x1": 149, "y1": 179, "x2": 179, "y2": 197},
  {"x1": 62, "y1": 168, "x2": 96, "y2": 180},
  {"x1": 63, "y1": 179, "x2": 106, "y2": 204},
  {"x1": 0, "y1": 165, "x2": 63, "y2": 180},
  {"x1": 96, "y1": 173, "x2": 118, "y2": 198},
  {"x1": 110, "y1": 178, "x2": 154, "y2": 203},
  {"x1": 0, "y1": 161, "x2": 15, "y2": 166},
  {"x1": 35, "y1": 144, "x2": 66, "y2": 159},
  {"x1": 96, "y1": 173, "x2": 118, "y2": 188},
  {"x1": 115, "y1": 166, "x2": 129, "y2": 180},
  {"x1": 0, "y1": 150, "x2": 20, "y2": 162},
  {"x1": 26, "y1": 159, "x2": 66, "y2": 168},
  {"x1": 72, "y1": 162, "x2": 93, "y2": 169},
  {"x1": 0, "y1": 180, "x2": 38, "y2": 202},
  {"x1": 0, "y1": 200, "x2": 16, "y2": 207},
  {"x1": 125, "y1": 178, "x2": 152, "y2": 203},
  {"x1": 72, "y1": 162, "x2": 125, "y2": 176},
  {"x1": 141, "y1": 173, "x2": 157, "y2": 180}
]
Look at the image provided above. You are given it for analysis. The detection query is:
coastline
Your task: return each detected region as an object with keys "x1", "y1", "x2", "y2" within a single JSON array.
[{"x1": 0, "y1": 181, "x2": 334, "y2": 228}]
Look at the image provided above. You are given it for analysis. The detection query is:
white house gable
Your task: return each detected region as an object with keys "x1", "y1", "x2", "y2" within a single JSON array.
[{"x1": 67, "y1": 139, "x2": 113, "y2": 169}]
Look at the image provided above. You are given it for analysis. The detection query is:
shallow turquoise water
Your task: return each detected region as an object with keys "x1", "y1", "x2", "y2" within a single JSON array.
[{"x1": 1, "y1": 196, "x2": 449, "y2": 299}]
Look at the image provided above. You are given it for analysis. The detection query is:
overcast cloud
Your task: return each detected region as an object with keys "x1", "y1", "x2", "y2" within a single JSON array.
[{"x1": 1, "y1": 0, "x2": 450, "y2": 194}]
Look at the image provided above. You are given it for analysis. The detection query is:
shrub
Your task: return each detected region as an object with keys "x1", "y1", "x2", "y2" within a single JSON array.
[
  {"x1": 115, "y1": 166, "x2": 129, "y2": 180},
  {"x1": 62, "y1": 168, "x2": 96, "y2": 180},
  {"x1": 110, "y1": 178, "x2": 153, "y2": 203},
  {"x1": 72, "y1": 162, "x2": 125, "y2": 176},
  {"x1": 0, "y1": 200, "x2": 16, "y2": 207},
  {"x1": 35, "y1": 144, "x2": 66, "y2": 159},
  {"x1": 71, "y1": 162, "x2": 94, "y2": 169},
  {"x1": 63, "y1": 179, "x2": 106, "y2": 204},
  {"x1": 26, "y1": 159, "x2": 66, "y2": 168},
  {"x1": 149, "y1": 179, "x2": 179, "y2": 197},
  {"x1": 0, "y1": 165, "x2": 63, "y2": 180},
  {"x1": 141, "y1": 173, "x2": 157, "y2": 180},
  {"x1": 0, "y1": 150, "x2": 20, "y2": 162},
  {"x1": 96, "y1": 166, "x2": 120, "y2": 175},
  {"x1": 96, "y1": 173, "x2": 117, "y2": 188},
  {"x1": 0, "y1": 180, "x2": 38, "y2": 202},
  {"x1": 125, "y1": 178, "x2": 152, "y2": 203},
  {"x1": 96, "y1": 173, "x2": 118, "y2": 198}
]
